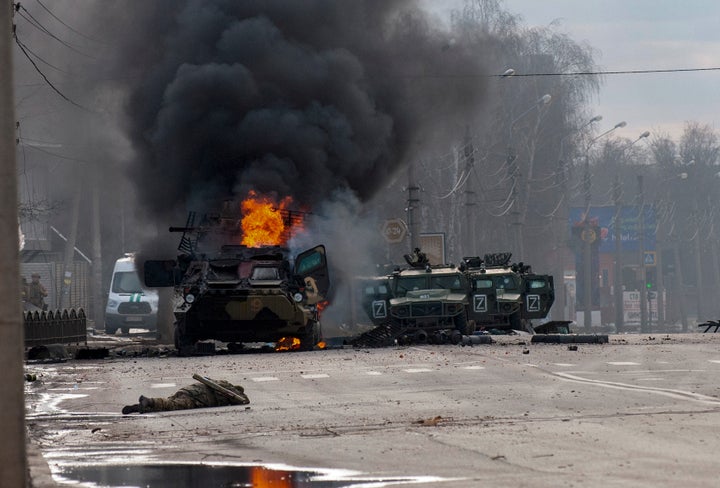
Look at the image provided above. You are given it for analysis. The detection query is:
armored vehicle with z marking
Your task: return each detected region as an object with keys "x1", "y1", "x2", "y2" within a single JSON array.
[
  {"x1": 353, "y1": 250, "x2": 557, "y2": 346},
  {"x1": 353, "y1": 249, "x2": 475, "y2": 346},
  {"x1": 460, "y1": 252, "x2": 555, "y2": 333},
  {"x1": 143, "y1": 211, "x2": 329, "y2": 355}
]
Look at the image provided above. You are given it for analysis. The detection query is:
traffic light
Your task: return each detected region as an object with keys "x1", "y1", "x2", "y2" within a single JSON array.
[{"x1": 645, "y1": 268, "x2": 656, "y2": 290}]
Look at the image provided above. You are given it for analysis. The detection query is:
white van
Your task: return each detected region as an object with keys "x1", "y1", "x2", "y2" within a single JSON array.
[{"x1": 105, "y1": 253, "x2": 159, "y2": 334}]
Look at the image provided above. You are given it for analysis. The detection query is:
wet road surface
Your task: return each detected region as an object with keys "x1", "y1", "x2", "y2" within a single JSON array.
[{"x1": 25, "y1": 332, "x2": 720, "y2": 487}]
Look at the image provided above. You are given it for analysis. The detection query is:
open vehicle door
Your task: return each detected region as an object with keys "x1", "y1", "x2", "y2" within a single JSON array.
[
  {"x1": 143, "y1": 260, "x2": 181, "y2": 288},
  {"x1": 294, "y1": 245, "x2": 329, "y2": 305},
  {"x1": 357, "y1": 276, "x2": 391, "y2": 326},
  {"x1": 523, "y1": 274, "x2": 555, "y2": 319}
]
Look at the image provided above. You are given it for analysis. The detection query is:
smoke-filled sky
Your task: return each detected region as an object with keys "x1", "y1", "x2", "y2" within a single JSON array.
[{"x1": 101, "y1": 0, "x2": 489, "y2": 222}]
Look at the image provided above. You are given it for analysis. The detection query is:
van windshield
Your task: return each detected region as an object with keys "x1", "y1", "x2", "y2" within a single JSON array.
[{"x1": 112, "y1": 271, "x2": 144, "y2": 294}]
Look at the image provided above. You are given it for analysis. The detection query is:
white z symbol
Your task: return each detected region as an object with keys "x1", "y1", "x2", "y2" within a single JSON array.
[{"x1": 372, "y1": 300, "x2": 387, "y2": 319}]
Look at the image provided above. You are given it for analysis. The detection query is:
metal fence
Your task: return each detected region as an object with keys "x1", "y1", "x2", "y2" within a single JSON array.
[{"x1": 24, "y1": 308, "x2": 87, "y2": 347}]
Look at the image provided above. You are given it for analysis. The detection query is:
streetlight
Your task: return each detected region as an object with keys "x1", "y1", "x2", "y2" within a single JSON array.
[
  {"x1": 553, "y1": 115, "x2": 602, "y2": 321},
  {"x1": 653, "y1": 171, "x2": 688, "y2": 331},
  {"x1": 614, "y1": 130, "x2": 650, "y2": 333},
  {"x1": 581, "y1": 120, "x2": 627, "y2": 331},
  {"x1": 507, "y1": 93, "x2": 552, "y2": 260}
]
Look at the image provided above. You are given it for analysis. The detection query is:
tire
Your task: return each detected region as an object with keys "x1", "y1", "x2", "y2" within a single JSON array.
[
  {"x1": 300, "y1": 320, "x2": 321, "y2": 351},
  {"x1": 105, "y1": 326, "x2": 117, "y2": 335},
  {"x1": 121, "y1": 327, "x2": 130, "y2": 335},
  {"x1": 454, "y1": 313, "x2": 475, "y2": 336},
  {"x1": 509, "y1": 311, "x2": 523, "y2": 331},
  {"x1": 174, "y1": 319, "x2": 195, "y2": 356}
]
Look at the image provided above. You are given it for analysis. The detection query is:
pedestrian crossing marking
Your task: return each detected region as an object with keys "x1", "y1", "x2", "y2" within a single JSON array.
[
  {"x1": 607, "y1": 362, "x2": 640, "y2": 366},
  {"x1": 301, "y1": 374, "x2": 329, "y2": 379},
  {"x1": 462, "y1": 366, "x2": 485, "y2": 370},
  {"x1": 250, "y1": 377, "x2": 280, "y2": 382},
  {"x1": 365, "y1": 371, "x2": 383, "y2": 376},
  {"x1": 403, "y1": 368, "x2": 432, "y2": 373}
]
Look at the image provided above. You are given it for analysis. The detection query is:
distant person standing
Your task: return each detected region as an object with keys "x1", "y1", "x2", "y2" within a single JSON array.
[
  {"x1": 28, "y1": 273, "x2": 48, "y2": 310},
  {"x1": 20, "y1": 276, "x2": 29, "y2": 303}
]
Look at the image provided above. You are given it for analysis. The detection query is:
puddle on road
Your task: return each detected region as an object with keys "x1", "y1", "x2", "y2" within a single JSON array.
[{"x1": 55, "y1": 462, "x2": 449, "y2": 487}]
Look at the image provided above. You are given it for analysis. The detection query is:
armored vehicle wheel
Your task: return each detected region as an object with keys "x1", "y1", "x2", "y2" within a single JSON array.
[
  {"x1": 454, "y1": 313, "x2": 475, "y2": 336},
  {"x1": 174, "y1": 319, "x2": 195, "y2": 357},
  {"x1": 509, "y1": 311, "x2": 522, "y2": 331},
  {"x1": 300, "y1": 320, "x2": 321, "y2": 351}
]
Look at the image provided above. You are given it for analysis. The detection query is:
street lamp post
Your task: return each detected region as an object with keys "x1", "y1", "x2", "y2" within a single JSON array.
[
  {"x1": 613, "y1": 130, "x2": 650, "y2": 333},
  {"x1": 638, "y1": 174, "x2": 649, "y2": 333},
  {"x1": 554, "y1": 115, "x2": 602, "y2": 321},
  {"x1": 582, "y1": 121, "x2": 627, "y2": 331},
  {"x1": 654, "y1": 172, "x2": 688, "y2": 330},
  {"x1": 507, "y1": 93, "x2": 552, "y2": 260}
]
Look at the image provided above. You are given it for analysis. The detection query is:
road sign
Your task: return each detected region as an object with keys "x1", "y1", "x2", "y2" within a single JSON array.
[
  {"x1": 644, "y1": 251, "x2": 656, "y2": 266},
  {"x1": 381, "y1": 219, "x2": 407, "y2": 244}
]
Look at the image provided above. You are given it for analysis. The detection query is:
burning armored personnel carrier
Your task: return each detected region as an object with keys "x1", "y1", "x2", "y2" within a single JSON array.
[{"x1": 144, "y1": 198, "x2": 329, "y2": 355}]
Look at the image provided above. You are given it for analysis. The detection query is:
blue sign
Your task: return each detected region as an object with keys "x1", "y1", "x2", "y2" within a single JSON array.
[{"x1": 569, "y1": 206, "x2": 656, "y2": 253}]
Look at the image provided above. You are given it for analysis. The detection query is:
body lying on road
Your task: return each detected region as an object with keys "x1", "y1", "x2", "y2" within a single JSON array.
[{"x1": 122, "y1": 375, "x2": 249, "y2": 414}]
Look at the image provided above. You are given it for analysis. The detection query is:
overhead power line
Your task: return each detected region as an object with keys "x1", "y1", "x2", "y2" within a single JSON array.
[
  {"x1": 35, "y1": 0, "x2": 106, "y2": 45},
  {"x1": 13, "y1": 32, "x2": 88, "y2": 111},
  {"x1": 495, "y1": 67, "x2": 720, "y2": 77},
  {"x1": 16, "y1": 6, "x2": 95, "y2": 59}
]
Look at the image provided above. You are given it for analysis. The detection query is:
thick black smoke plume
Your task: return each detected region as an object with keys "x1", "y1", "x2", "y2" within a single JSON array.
[{"x1": 106, "y1": 0, "x2": 489, "y2": 220}]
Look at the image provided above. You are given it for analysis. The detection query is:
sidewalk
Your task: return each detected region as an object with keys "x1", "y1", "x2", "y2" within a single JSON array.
[{"x1": 27, "y1": 435, "x2": 57, "y2": 488}]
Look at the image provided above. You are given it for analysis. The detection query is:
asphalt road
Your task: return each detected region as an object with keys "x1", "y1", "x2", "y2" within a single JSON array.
[{"x1": 25, "y1": 332, "x2": 720, "y2": 487}]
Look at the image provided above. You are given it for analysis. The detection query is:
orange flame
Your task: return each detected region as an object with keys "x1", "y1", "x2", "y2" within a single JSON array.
[
  {"x1": 250, "y1": 466, "x2": 293, "y2": 487},
  {"x1": 241, "y1": 191, "x2": 303, "y2": 247},
  {"x1": 275, "y1": 336, "x2": 301, "y2": 352}
]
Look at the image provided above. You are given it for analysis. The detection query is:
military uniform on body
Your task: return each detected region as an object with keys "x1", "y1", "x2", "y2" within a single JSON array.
[{"x1": 122, "y1": 375, "x2": 249, "y2": 414}]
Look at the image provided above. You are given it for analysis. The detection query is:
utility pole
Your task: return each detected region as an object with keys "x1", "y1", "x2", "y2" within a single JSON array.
[
  {"x1": 406, "y1": 161, "x2": 420, "y2": 251},
  {"x1": 638, "y1": 175, "x2": 648, "y2": 333},
  {"x1": 673, "y1": 245, "x2": 688, "y2": 331},
  {"x1": 582, "y1": 160, "x2": 593, "y2": 332},
  {"x1": 694, "y1": 197, "x2": 704, "y2": 323},
  {"x1": 464, "y1": 132, "x2": 476, "y2": 255},
  {"x1": 655, "y1": 207, "x2": 666, "y2": 329},
  {"x1": 613, "y1": 175, "x2": 624, "y2": 332},
  {"x1": 553, "y1": 158, "x2": 567, "y2": 320},
  {"x1": 61, "y1": 175, "x2": 82, "y2": 309},
  {"x1": 0, "y1": 3, "x2": 28, "y2": 485},
  {"x1": 580, "y1": 121, "x2": 625, "y2": 331},
  {"x1": 91, "y1": 165, "x2": 104, "y2": 329}
]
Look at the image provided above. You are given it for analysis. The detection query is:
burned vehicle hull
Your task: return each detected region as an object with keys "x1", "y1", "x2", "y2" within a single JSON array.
[
  {"x1": 172, "y1": 248, "x2": 324, "y2": 352},
  {"x1": 144, "y1": 212, "x2": 329, "y2": 355}
]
